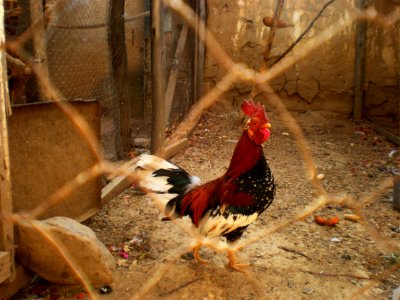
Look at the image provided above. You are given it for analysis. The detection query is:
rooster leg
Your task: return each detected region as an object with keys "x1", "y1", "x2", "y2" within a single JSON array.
[
  {"x1": 227, "y1": 249, "x2": 249, "y2": 272},
  {"x1": 193, "y1": 243, "x2": 207, "y2": 264}
]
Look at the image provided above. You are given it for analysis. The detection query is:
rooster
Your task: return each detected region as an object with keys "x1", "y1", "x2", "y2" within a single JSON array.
[{"x1": 132, "y1": 99, "x2": 275, "y2": 271}]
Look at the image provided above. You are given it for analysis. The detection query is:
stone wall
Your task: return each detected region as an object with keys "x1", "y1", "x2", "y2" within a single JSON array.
[{"x1": 204, "y1": 0, "x2": 399, "y2": 116}]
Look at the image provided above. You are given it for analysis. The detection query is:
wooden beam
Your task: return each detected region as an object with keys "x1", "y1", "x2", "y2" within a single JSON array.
[
  {"x1": 353, "y1": 0, "x2": 366, "y2": 120},
  {"x1": 160, "y1": 138, "x2": 189, "y2": 159},
  {"x1": 0, "y1": 252, "x2": 10, "y2": 283},
  {"x1": 264, "y1": 0, "x2": 285, "y2": 62},
  {"x1": 394, "y1": 176, "x2": 400, "y2": 211},
  {"x1": 194, "y1": 0, "x2": 206, "y2": 103},
  {"x1": 365, "y1": 120, "x2": 400, "y2": 145},
  {"x1": 164, "y1": 23, "x2": 189, "y2": 122},
  {"x1": 0, "y1": 0, "x2": 15, "y2": 282},
  {"x1": 29, "y1": 0, "x2": 49, "y2": 101},
  {"x1": 101, "y1": 158, "x2": 140, "y2": 205},
  {"x1": 151, "y1": 0, "x2": 167, "y2": 154},
  {"x1": 109, "y1": 0, "x2": 130, "y2": 156}
]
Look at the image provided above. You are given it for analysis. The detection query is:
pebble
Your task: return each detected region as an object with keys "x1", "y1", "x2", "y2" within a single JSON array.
[
  {"x1": 331, "y1": 237, "x2": 341, "y2": 243},
  {"x1": 391, "y1": 227, "x2": 400, "y2": 233},
  {"x1": 344, "y1": 214, "x2": 360, "y2": 222},
  {"x1": 302, "y1": 287, "x2": 315, "y2": 295}
]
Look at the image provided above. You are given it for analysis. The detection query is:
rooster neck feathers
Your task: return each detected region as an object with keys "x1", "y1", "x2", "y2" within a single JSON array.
[{"x1": 226, "y1": 130, "x2": 263, "y2": 179}]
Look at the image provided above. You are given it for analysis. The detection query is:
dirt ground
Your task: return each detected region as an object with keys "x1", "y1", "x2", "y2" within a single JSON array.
[{"x1": 13, "y1": 110, "x2": 399, "y2": 300}]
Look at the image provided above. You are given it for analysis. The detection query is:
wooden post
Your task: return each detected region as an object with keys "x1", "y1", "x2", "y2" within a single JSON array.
[
  {"x1": 151, "y1": 0, "x2": 167, "y2": 154},
  {"x1": 29, "y1": 0, "x2": 49, "y2": 101},
  {"x1": 353, "y1": 0, "x2": 366, "y2": 120},
  {"x1": 264, "y1": 0, "x2": 285, "y2": 62},
  {"x1": 194, "y1": 0, "x2": 205, "y2": 103},
  {"x1": 109, "y1": 0, "x2": 131, "y2": 155},
  {"x1": 0, "y1": 0, "x2": 15, "y2": 282},
  {"x1": 164, "y1": 23, "x2": 189, "y2": 123},
  {"x1": 394, "y1": 176, "x2": 400, "y2": 211}
]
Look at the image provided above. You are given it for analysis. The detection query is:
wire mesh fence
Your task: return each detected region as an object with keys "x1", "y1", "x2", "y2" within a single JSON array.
[{"x1": 1, "y1": 0, "x2": 399, "y2": 299}]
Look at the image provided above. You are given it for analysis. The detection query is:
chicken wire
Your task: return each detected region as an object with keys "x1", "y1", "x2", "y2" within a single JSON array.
[{"x1": 1, "y1": 0, "x2": 400, "y2": 299}]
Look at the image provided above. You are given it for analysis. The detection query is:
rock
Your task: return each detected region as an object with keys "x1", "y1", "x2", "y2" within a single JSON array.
[
  {"x1": 297, "y1": 79, "x2": 319, "y2": 103},
  {"x1": 285, "y1": 80, "x2": 297, "y2": 96},
  {"x1": 133, "y1": 138, "x2": 150, "y2": 149},
  {"x1": 302, "y1": 287, "x2": 315, "y2": 295},
  {"x1": 233, "y1": 82, "x2": 252, "y2": 94},
  {"x1": 16, "y1": 217, "x2": 115, "y2": 285}
]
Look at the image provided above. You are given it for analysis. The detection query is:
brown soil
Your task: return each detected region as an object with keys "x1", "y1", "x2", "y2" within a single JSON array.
[{"x1": 14, "y1": 110, "x2": 400, "y2": 300}]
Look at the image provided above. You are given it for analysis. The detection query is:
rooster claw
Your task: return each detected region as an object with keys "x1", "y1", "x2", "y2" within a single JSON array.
[
  {"x1": 227, "y1": 249, "x2": 249, "y2": 272},
  {"x1": 228, "y1": 262, "x2": 250, "y2": 272},
  {"x1": 193, "y1": 244, "x2": 208, "y2": 264}
]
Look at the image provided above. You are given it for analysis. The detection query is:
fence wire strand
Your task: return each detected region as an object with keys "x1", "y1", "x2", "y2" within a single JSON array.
[{"x1": 1, "y1": 0, "x2": 399, "y2": 299}]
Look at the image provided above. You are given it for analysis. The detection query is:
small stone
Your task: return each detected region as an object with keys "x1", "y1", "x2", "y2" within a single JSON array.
[
  {"x1": 330, "y1": 237, "x2": 341, "y2": 243},
  {"x1": 316, "y1": 174, "x2": 324, "y2": 180},
  {"x1": 282, "y1": 132, "x2": 290, "y2": 136},
  {"x1": 302, "y1": 287, "x2": 315, "y2": 295},
  {"x1": 391, "y1": 227, "x2": 400, "y2": 233},
  {"x1": 99, "y1": 286, "x2": 113, "y2": 294},
  {"x1": 344, "y1": 214, "x2": 361, "y2": 222},
  {"x1": 341, "y1": 254, "x2": 352, "y2": 260}
]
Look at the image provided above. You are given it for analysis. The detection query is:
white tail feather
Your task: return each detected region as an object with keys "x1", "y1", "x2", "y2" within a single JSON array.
[{"x1": 136, "y1": 154, "x2": 178, "y2": 171}]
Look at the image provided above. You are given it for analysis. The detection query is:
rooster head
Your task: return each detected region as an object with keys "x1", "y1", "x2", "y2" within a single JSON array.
[{"x1": 241, "y1": 99, "x2": 271, "y2": 145}]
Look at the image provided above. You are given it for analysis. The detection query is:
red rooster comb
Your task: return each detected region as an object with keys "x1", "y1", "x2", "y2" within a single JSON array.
[{"x1": 241, "y1": 99, "x2": 268, "y2": 123}]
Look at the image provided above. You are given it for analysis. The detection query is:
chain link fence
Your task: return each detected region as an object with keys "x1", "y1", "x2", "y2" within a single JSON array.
[{"x1": 1, "y1": 0, "x2": 399, "y2": 299}]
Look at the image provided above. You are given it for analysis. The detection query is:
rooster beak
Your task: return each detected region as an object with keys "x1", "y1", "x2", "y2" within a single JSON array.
[{"x1": 263, "y1": 123, "x2": 271, "y2": 129}]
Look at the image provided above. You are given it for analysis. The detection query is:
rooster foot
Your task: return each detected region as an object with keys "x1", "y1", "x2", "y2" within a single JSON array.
[
  {"x1": 227, "y1": 249, "x2": 249, "y2": 272},
  {"x1": 193, "y1": 244, "x2": 207, "y2": 264}
]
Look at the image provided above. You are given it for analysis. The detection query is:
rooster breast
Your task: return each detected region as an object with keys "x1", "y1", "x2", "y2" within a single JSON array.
[{"x1": 199, "y1": 154, "x2": 275, "y2": 242}]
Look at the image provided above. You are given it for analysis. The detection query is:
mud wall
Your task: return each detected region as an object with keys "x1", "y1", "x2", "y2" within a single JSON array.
[
  {"x1": 204, "y1": 0, "x2": 399, "y2": 116},
  {"x1": 364, "y1": 0, "x2": 399, "y2": 118}
]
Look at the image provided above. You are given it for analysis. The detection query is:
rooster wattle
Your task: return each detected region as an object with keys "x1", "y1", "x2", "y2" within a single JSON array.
[{"x1": 132, "y1": 99, "x2": 275, "y2": 271}]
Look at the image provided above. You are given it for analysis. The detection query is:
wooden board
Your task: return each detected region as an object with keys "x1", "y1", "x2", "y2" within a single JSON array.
[
  {"x1": 0, "y1": 0, "x2": 15, "y2": 282},
  {"x1": 0, "y1": 252, "x2": 10, "y2": 283},
  {"x1": 8, "y1": 100, "x2": 102, "y2": 221}
]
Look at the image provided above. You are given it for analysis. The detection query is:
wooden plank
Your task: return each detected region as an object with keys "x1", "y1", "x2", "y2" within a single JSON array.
[
  {"x1": 9, "y1": 101, "x2": 102, "y2": 221},
  {"x1": 101, "y1": 159, "x2": 140, "y2": 205},
  {"x1": 160, "y1": 138, "x2": 189, "y2": 159},
  {"x1": 194, "y1": 0, "x2": 206, "y2": 103},
  {"x1": 29, "y1": 0, "x2": 49, "y2": 101},
  {"x1": 365, "y1": 120, "x2": 400, "y2": 145},
  {"x1": 0, "y1": 0, "x2": 15, "y2": 283},
  {"x1": 353, "y1": 0, "x2": 366, "y2": 120},
  {"x1": 151, "y1": 0, "x2": 167, "y2": 154},
  {"x1": 0, "y1": 252, "x2": 10, "y2": 283},
  {"x1": 164, "y1": 24, "x2": 189, "y2": 122}
]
